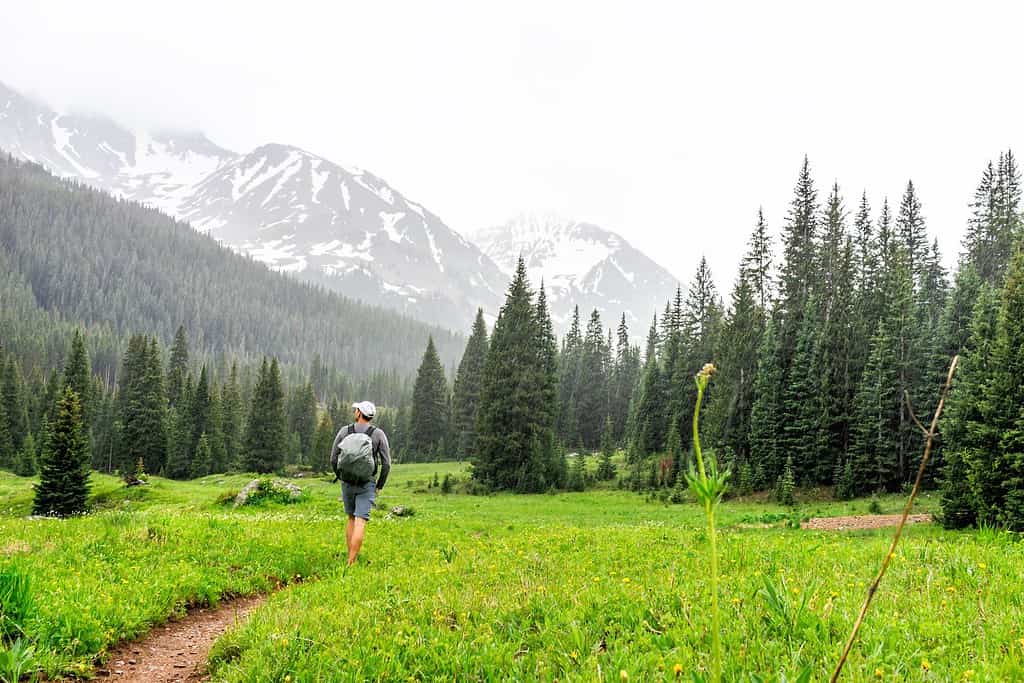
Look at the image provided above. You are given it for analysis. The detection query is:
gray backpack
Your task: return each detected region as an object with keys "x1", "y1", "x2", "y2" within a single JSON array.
[{"x1": 331, "y1": 424, "x2": 377, "y2": 484}]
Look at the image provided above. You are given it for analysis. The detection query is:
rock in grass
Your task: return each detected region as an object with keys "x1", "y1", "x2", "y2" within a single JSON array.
[{"x1": 233, "y1": 479, "x2": 304, "y2": 507}]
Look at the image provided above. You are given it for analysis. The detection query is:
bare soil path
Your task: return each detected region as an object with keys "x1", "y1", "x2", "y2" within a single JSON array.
[
  {"x1": 89, "y1": 595, "x2": 265, "y2": 683},
  {"x1": 801, "y1": 513, "x2": 933, "y2": 531}
]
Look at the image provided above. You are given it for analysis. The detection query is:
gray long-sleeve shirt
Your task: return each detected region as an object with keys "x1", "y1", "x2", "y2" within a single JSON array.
[{"x1": 330, "y1": 422, "x2": 391, "y2": 489}]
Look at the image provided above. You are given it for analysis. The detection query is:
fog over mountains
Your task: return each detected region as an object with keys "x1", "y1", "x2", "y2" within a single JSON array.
[{"x1": 0, "y1": 81, "x2": 680, "y2": 333}]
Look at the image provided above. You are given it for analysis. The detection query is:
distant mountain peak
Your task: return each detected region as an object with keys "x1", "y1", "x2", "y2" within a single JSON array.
[
  {"x1": 475, "y1": 212, "x2": 678, "y2": 328},
  {"x1": 0, "y1": 81, "x2": 507, "y2": 332}
]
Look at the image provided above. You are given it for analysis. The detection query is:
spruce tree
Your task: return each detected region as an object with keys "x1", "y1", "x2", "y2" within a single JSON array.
[
  {"x1": 221, "y1": 362, "x2": 243, "y2": 470},
  {"x1": 33, "y1": 387, "x2": 90, "y2": 517},
  {"x1": 243, "y1": 358, "x2": 288, "y2": 474},
  {"x1": 557, "y1": 306, "x2": 583, "y2": 446},
  {"x1": 534, "y1": 284, "x2": 562, "y2": 486},
  {"x1": 474, "y1": 258, "x2": 547, "y2": 492},
  {"x1": 409, "y1": 336, "x2": 450, "y2": 460},
  {"x1": 781, "y1": 297, "x2": 826, "y2": 484},
  {"x1": 14, "y1": 431, "x2": 38, "y2": 476},
  {"x1": 191, "y1": 433, "x2": 213, "y2": 479},
  {"x1": 981, "y1": 247, "x2": 1024, "y2": 528},
  {"x1": 452, "y1": 309, "x2": 489, "y2": 458},
  {"x1": 167, "y1": 325, "x2": 189, "y2": 407},
  {"x1": 287, "y1": 382, "x2": 317, "y2": 465},
  {"x1": 311, "y1": 412, "x2": 335, "y2": 473},
  {"x1": 63, "y1": 331, "x2": 92, "y2": 449},
  {"x1": 896, "y1": 180, "x2": 929, "y2": 287},
  {"x1": 0, "y1": 397, "x2": 13, "y2": 470},
  {"x1": 1, "y1": 359, "x2": 29, "y2": 455},
  {"x1": 777, "y1": 157, "x2": 820, "y2": 366},
  {"x1": 749, "y1": 319, "x2": 783, "y2": 485},
  {"x1": 597, "y1": 416, "x2": 616, "y2": 480},
  {"x1": 740, "y1": 208, "x2": 773, "y2": 312},
  {"x1": 117, "y1": 335, "x2": 167, "y2": 475},
  {"x1": 576, "y1": 309, "x2": 608, "y2": 449}
]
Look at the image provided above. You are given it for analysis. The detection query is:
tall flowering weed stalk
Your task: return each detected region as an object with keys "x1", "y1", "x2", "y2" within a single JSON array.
[
  {"x1": 686, "y1": 363, "x2": 730, "y2": 683},
  {"x1": 830, "y1": 355, "x2": 959, "y2": 682}
]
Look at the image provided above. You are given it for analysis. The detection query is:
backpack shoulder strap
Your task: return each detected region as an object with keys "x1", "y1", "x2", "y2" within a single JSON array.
[
  {"x1": 365, "y1": 425, "x2": 376, "y2": 438},
  {"x1": 347, "y1": 424, "x2": 356, "y2": 435}
]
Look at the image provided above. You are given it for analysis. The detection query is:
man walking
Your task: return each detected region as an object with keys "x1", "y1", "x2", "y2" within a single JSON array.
[{"x1": 330, "y1": 400, "x2": 391, "y2": 565}]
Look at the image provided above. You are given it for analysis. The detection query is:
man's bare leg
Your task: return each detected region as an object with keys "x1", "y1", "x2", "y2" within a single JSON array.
[
  {"x1": 348, "y1": 517, "x2": 367, "y2": 565},
  {"x1": 346, "y1": 515, "x2": 355, "y2": 554}
]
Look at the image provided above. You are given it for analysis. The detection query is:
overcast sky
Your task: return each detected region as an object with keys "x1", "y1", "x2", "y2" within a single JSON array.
[{"x1": 3, "y1": 1, "x2": 1022, "y2": 291}]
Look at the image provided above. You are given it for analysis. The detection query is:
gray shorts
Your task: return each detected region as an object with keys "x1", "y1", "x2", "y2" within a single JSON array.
[{"x1": 341, "y1": 481, "x2": 377, "y2": 520}]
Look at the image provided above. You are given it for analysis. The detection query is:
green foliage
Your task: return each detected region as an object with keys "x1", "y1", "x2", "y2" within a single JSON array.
[
  {"x1": 243, "y1": 358, "x2": 288, "y2": 474},
  {"x1": 452, "y1": 309, "x2": 489, "y2": 459},
  {"x1": 776, "y1": 456, "x2": 795, "y2": 506},
  {"x1": 0, "y1": 564, "x2": 32, "y2": 642},
  {"x1": 32, "y1": 387, "x2": 90, "y2": 517},
  {"x1": 0, "y1": 636, "x2": 36, "y2": 683},
  {"x1": 597, "y1": 417, "x2": 617, "y2": 480},
  {"x1": 473, "y1": 258, "x2": 554, "y2": 493},
  {"x1": 408, "y1": 337, "x2": 450, "y2": 461}
]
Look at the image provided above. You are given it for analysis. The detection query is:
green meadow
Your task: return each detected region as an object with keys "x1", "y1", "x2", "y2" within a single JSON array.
[{"x1": 1, "y1": 464, "x2": 1022, "y2": 682}]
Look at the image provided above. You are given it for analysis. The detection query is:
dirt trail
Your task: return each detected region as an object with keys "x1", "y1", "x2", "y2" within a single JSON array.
[
  {"x1": 801, "y1": 513, "x2": 932, "y2": 531},
  {"x1": 90, "y1": 595, "x2": 265, "y2": 683}
]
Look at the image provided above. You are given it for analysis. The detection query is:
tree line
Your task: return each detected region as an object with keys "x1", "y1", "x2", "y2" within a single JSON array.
[{"x1": 400, "y1": 152, "x2": 1024, "y2": 528}]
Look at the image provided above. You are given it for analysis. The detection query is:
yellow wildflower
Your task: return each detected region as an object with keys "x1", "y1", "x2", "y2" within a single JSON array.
[
  {"x1": 673, "y1": 663, "x2": 683, "y2": 677},
  {"x1": 963, "y1": 670, "x2": 975, "y2": 680},
  {"x1": 978, "y1": 563, "x2": 987, "y2": 570},
  {"x1": 874, "y1": 668, "x2": 884, "y2": 679},
  {"x1": 620, "y1": 671, "x2": 629, "y2": 681},
  {"x1": 921, "y1": 659, "x2": 931, "y2": 671}
]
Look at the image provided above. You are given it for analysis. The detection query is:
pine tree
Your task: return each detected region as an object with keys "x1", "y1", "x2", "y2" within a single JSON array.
[
  {"x1": 981, "y1": 247, "x2": 1024, "y2": 528},
  {"x1": 778, "y1": 157, "x2": 820, "y2": 361},
  {"x1": 781, "y1": 297, "x2": 826, "y2": 484},
  {"x1": 191, "y1": 433, "x2": 213, "y2": 478},
  {"x1": 740, "y1": 208, "x2": 773, "y2": 312},
  {"x1": 1, "y1": 359, "x2": 29, "y2": 455},
  {"x1": 611, "y1": 314, "x2": 639, "y2": 442},
  {"x1": 597, "y1": 416, "x2": 616, "y2": 480},
  {"x1": 164, "y1": 405, "x2": 192, "y2": 479},
  {"x1": 409, "y1": 337, "x2": 450, "y2": 460},
  {"x1": 939, "y1": 284, "x2": 1001, "y2": 525},
  {"x1": 664, "y1": 420, "x2": 682, "y2": 487},
  {"x1": 848, "y1": 320, "x2": 902, "y2": 494},
  {"x1": 474, "y1": 258, "x2": 547, "y2": 492},
  {"x1": 33, "y1": 387, "x2": 90, "y2": 517},
  {"x1": 243, "y1": 358, "x2": 288, "y2": 474},
  {"x1": 221, "y1": 362, "x2": 243, "y2": 470},
  {"x1": 557, "y1": 305, "x2": 583, "y2": 447},
  {"x1": 287, "y1": 382, "x2": 317, "y2": 465},
  {"x1": 63, "y1": 330, "x2": 93, "y2": 434},
  {"x1": 576, "y1": 309, "x2": 608, "y2": 449},
  {"x1": 191, "y1": 365, "x2": 212, "y2": 458},
  {"x1": 0, "y1": 395, "x2": 13, "y2": 471},
  {"x1": 14, "y1": 431, "x2": 38, "y2": 476},
  {"x1": 707, "y1": 265, "x2": 763, "y2": 461},
  {"x1": 632, "y1": 317, "x2": 669, "y2": 456},
  {"x1": 896, "y1": 180, "x2": 928, "y2": 287},
  {"x1": 452, "y1": 309, "x2": 489, "y2": 459},
  {"x1": 167, "y1": 325, "x2": 189, "y2": 407},
  {"x1": 117, "y1": 335, "x2": 167, "y2": 475},
  {"x1": 311, "y1": 412, "x2": 335, "y2": 473},
  {"x1": 534, "y1": 284, "x2": 562, "y2": 486},
  {"x1": 749, "y1": 319, "x2": 783, "y2": 485}
]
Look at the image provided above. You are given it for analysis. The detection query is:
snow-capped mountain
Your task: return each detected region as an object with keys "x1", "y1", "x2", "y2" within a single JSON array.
[
  {"x1": 0, "y1": 81, "x2": 506, "y2": 331},
  {"x1": 474, "y1": 212, "x2": 680, "y2": 329}
]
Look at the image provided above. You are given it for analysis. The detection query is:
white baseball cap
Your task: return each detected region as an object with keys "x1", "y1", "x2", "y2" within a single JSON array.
[{"x1": 352, "y1": 401, "x2": 376, "y2": 418}]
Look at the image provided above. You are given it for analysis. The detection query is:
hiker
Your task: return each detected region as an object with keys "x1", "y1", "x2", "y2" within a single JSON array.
[{"x1": 330, "y1": 400, "x2": 391, "y2": 565}]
